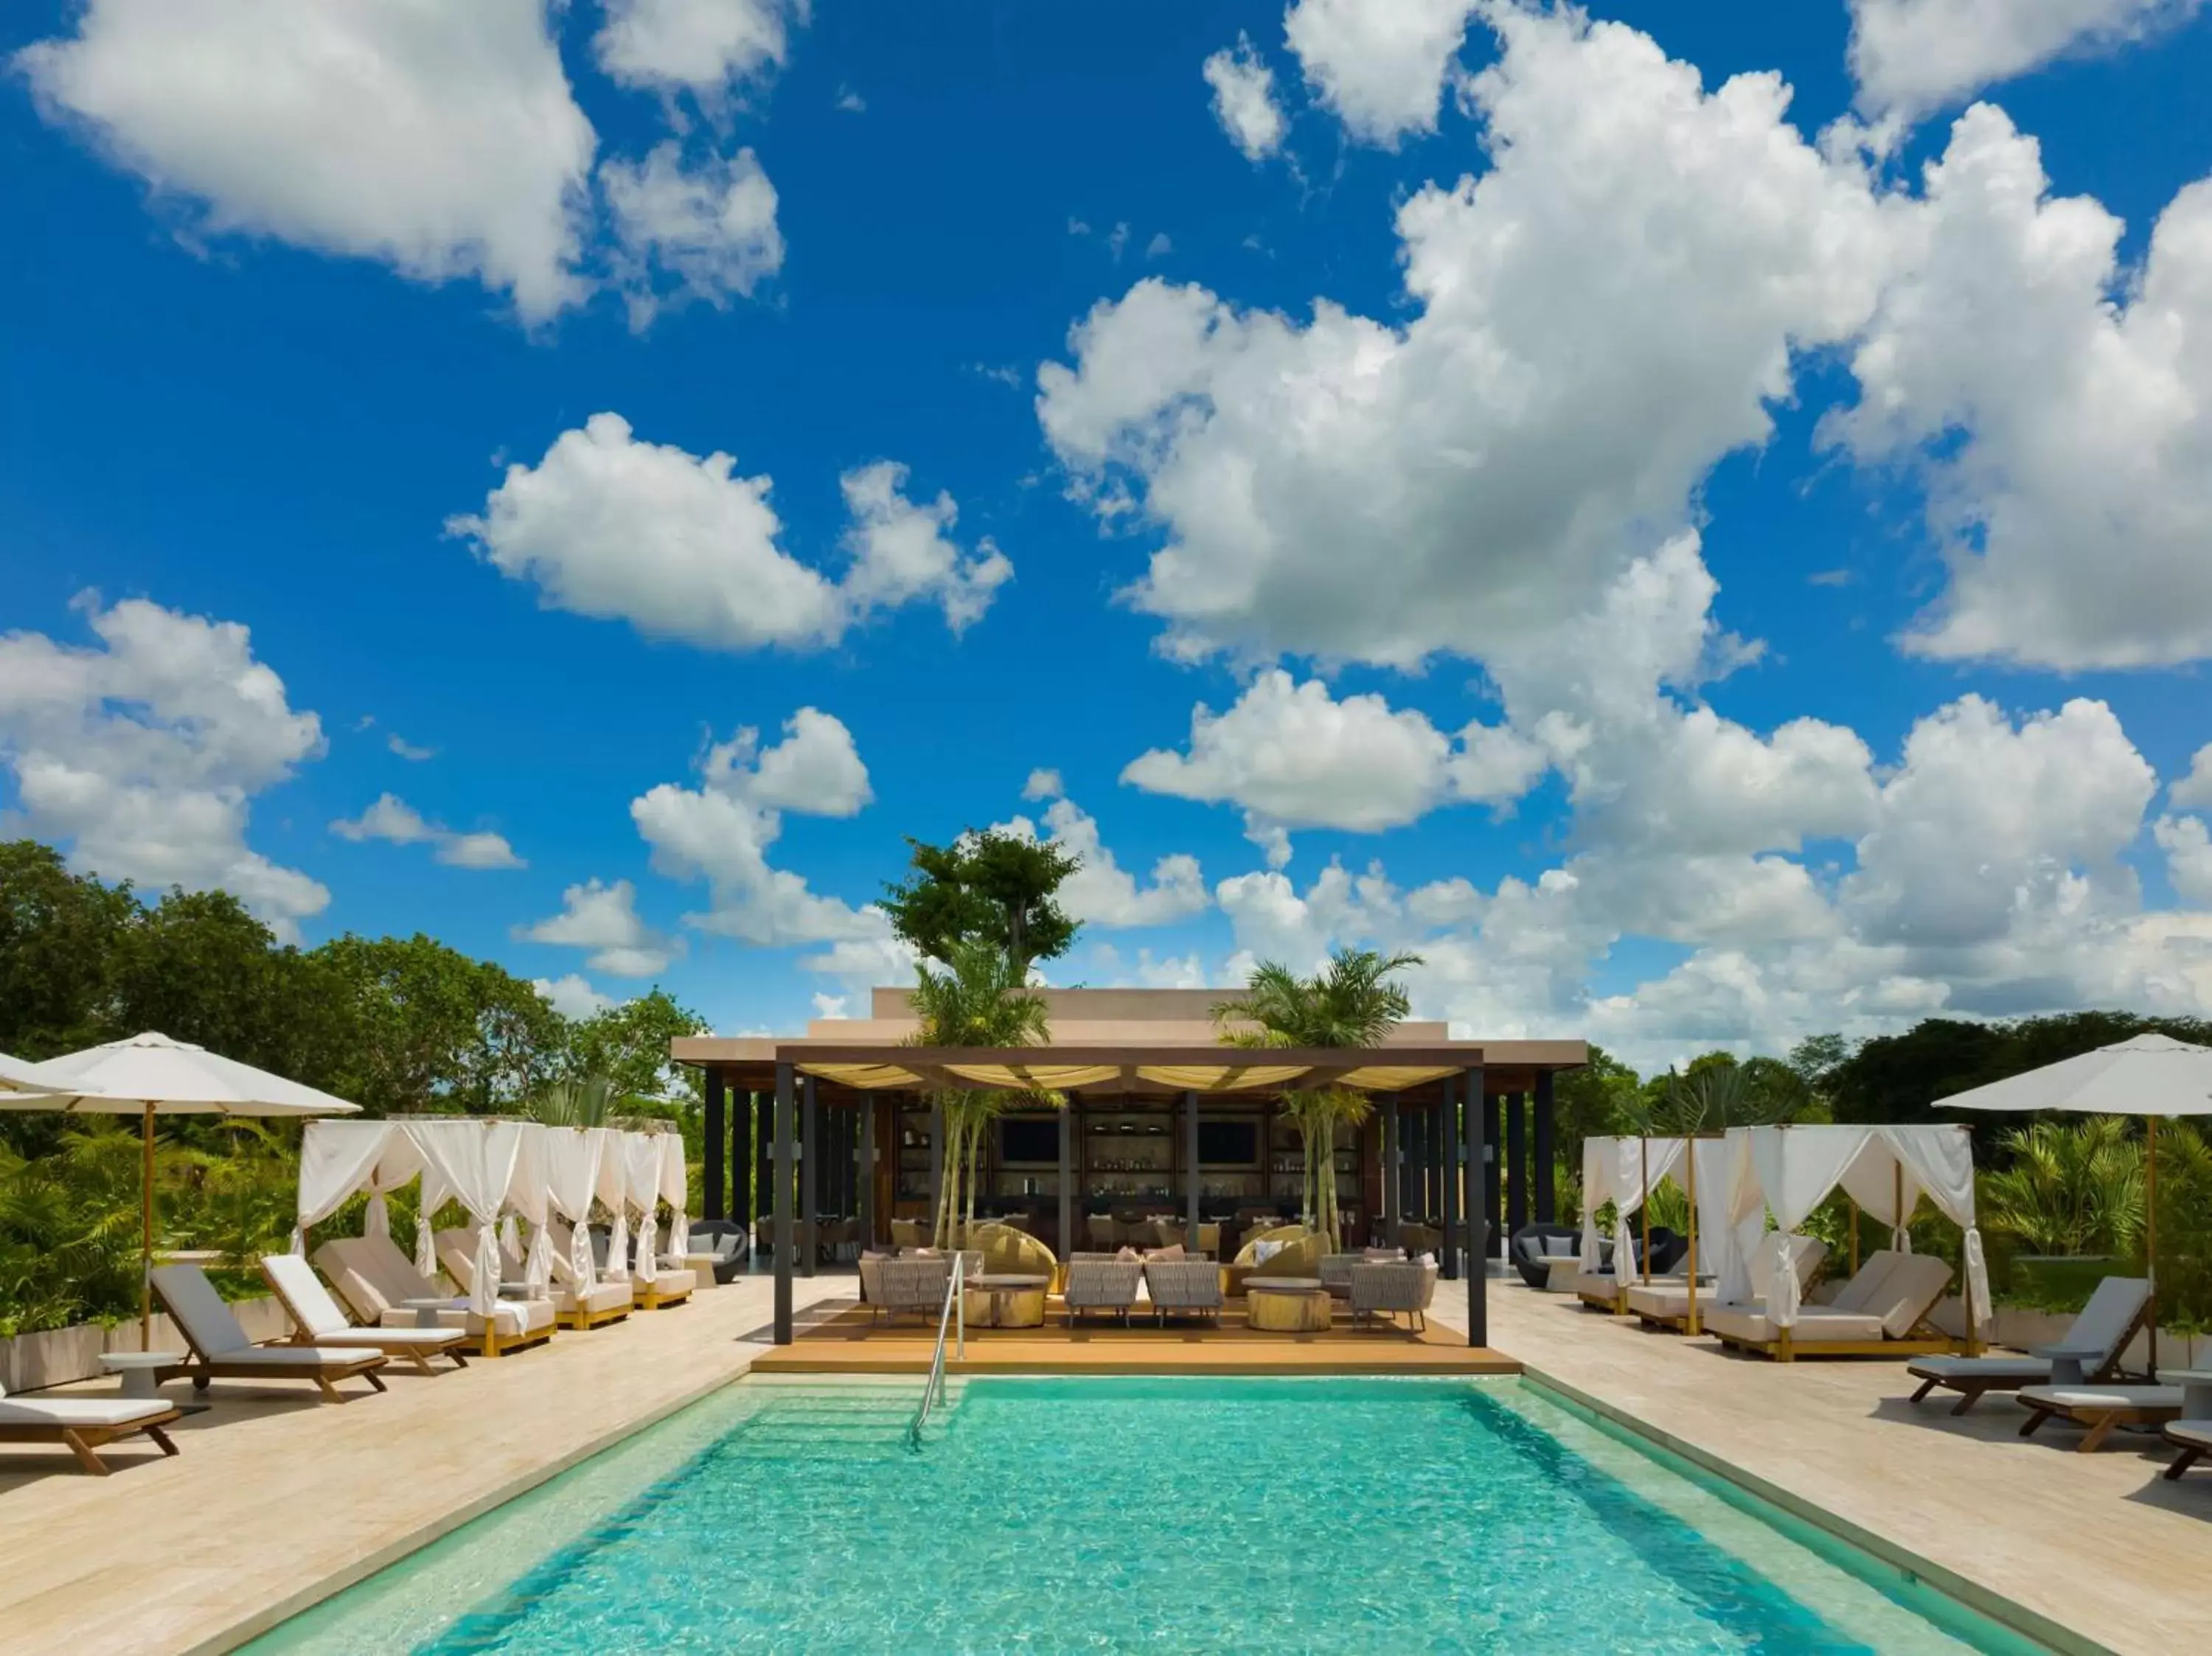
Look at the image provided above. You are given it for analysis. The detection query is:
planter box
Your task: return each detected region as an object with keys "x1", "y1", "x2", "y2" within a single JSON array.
[{"x1": 0, "y1": 1294, "x2": 293, "y2": 1393}]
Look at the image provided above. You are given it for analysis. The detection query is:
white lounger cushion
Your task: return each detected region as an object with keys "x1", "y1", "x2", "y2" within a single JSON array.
[
  {"x1": 194, "y1": 1344, "x2": 373, "y2": 1367},
  {"x1": 379, "y1": 1298, "x2": 554, "y2": 1337},
  {"x1": 2019, "y1": 1385, "x2": 2183, "y2": 1412},
  {"x1": 1907, "y1": 1354, "x2": 2051, "y2": 1383},
  {"x1": 316, "y1": 1235, "x2": 550, "y2": 1337},
  {"x1": 1703, "y1": 1304, "x2": 1889, "y2": 1343},
  {"x1": 2168, "y1": 1419, "x2": 2212, "y2": 1449},
  {"x1": 310, "y1": 1326, "x2": 464, "y2": 1351},
  {"x1": 262, "y1": 1253, "x2": 462, "y2": 1351},
  {"x1": 642, "y1": 1267, "x2": 696, "y2": 1295},
  {"x1": 0, "y1": 1396, "x2": 173, "y2": 1428},
  {"x1": 554, "y1": 1280, "x2": 632, "y2": 1317}
]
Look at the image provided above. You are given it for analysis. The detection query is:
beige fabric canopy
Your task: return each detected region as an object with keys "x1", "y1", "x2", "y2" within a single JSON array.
[{"x1": 785, "y1": 1044, "x2": 1478, "y2": 1095}]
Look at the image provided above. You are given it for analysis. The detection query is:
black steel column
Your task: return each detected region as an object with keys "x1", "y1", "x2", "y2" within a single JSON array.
[
  {"x1": 1441, "y1": 1076, "x2": 1460, "y2": 1281},
  {"x1": 1461, "y1": 1065, "x2": 1486, "y2": 1347},
  {"x1": 773, "y1": 1062, "x2": 794, "y2": 1343},
  {"x1": 1534, "y1": 1070, "x2": 1557, "y2": 1224},
  {"x1": 859, "y1": 1093, "x2": 876, "y2": 1250},
  {"x1": 1184, "y1": 1090, "x2": 1201, "y2": 1247},
  {"x1": 1058, "y1": 1102, "x2": 1074, "y2": 1260},
  {"x1": 1506, "y1": 1090, "x2": 1528, "y2": 1237},
  {"x1": 1382, "y1": 1093, "x2": 1401, "y2": 1249},
  {"x1": 801, "y1": 1074, "x2": 818, "y2": 1278},
  {"x1": 703, "y1": 1068, "x2": 726, "y2": 1222}
]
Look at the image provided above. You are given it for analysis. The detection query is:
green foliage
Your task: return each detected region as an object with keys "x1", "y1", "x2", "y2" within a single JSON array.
[
  {"x1": 1980, "y1": 1119, "x2": 2145, "y2": 1258},
  {"x1": 1216, "y1": 948, "x2": 1421, "y2": 1253},
  {"x1": 882, "y1": 829, "x2": 1080, "y2": 973},
  {"x1": 0, "y1": 836, "x2": 711, "y2": 1332},
  {"x1": 908, "y1": 939, "x2": 1054, "y2": 1245},
  {"x1": 1637, "y1": 1055, "x2": 1809, "y2": 1135}
]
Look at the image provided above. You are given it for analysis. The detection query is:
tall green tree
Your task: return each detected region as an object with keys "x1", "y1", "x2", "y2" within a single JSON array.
[
  {"x1": 883, "y1": 829, "x2": 1080, "y2": 973},
  {"x1": 0, "y1": 841, "x2": 134, "y2": 1058},
  {"x1": 1214, "y1": 948, "x2": 1422, "y2": 1253},
  {"x1": 564, "y1": 988, "x2": 708, "y2": 1104},
  {"x1": 907, "y1": 939, "x2": 1053, "y2": 1246}
]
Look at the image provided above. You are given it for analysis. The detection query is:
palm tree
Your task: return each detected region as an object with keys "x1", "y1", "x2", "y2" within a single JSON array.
[
  {"x1": 525, "y1": 1074, "x2": 619, "y2": 1127},
  {"x1": 1638, "y1": 1061, "x2": 1801, "y2": 1136},
  {"x1": 1981, "y1": 1119, "x2": 2145, "y2": 1258},
  {"x1": 1212, "y1": 948, "x2": 1422, "y2": 1253},
  {"x1": 907, "y1": 939, "x2": 1053, "y2": 1246}
]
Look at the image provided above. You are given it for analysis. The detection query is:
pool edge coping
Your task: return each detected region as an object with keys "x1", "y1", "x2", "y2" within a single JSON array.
[
  {"x1": 1517, "y1": 1365, "x2": 2116, "y2": 1656},
  {"x1": 186, "y1": 1351, "x2": 771, "y2": 1656}
]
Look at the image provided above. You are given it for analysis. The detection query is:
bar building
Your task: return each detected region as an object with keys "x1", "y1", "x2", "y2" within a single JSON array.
[{"x1": 673, "y1": 987, "x2": 1587, "y2": 1347}]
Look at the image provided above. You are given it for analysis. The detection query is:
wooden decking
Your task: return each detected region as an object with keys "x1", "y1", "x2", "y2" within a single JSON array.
[{"x1": 751, "y1": 1297, "x2": 1520, "y2": 1375}]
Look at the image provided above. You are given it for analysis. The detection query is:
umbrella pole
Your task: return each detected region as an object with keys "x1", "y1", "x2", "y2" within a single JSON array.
[
  {"x1": 140, "y1": 1102, "x2": 155, "y2": 1350},
  {"x1": 2146, "y1": 1115, "x2": 2160, "y2": 1377}
]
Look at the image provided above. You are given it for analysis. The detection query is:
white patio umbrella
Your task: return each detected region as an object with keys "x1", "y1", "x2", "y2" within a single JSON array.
[
  {"x1": 0, "y1": 1031, "x2": 361, "y2": 1346},
  {"x1": 1941, "y1": 1031, "x2": 2212, "y2": 1370}
]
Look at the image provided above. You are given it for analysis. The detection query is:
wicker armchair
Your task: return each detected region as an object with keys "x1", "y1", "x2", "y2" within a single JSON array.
[
  {"x1": 874, "y1": 1258, "x2": 951, "y2": 1324},
  {"x1": 1062, "y1": 1259, "x2": 1142, "y2": 1327},
  {"x1": 1350, "y1": 1262, "x2": 1438, "y2": 1332},
  {"x1": 1144, "y1": 1259, "x2": 1224, "y2": 1325}
]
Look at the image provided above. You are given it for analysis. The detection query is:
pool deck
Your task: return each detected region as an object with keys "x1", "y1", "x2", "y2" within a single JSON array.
[
  {"x1": 751, "y1": 1298, "x2": 1520, "y2": 1375},
  {"x1": 0, "y1": 1273, "x2": 852, "y2": 1655},
  {"x1": 5, "y1": 1265, "x2": 2208, "y2": 1654},
  {"x1": 1439, "y1": 1275, "x2": 2212, "y2": 1656}
]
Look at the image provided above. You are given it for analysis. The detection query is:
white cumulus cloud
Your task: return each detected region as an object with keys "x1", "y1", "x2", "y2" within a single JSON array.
[
  {"x1": 518, "y1": 877, "x2": 681, "y2": 977},
  {"x1": 1848, "y1": 0, "x2": 2204, "y2": 126},
  {"x1": 16, "y1": 0, "x2": 596, "y2": 322},
  {"x1": 0, "y1": 594, "x2": 327, "y2": 937},
  {"x1": 601, "y1": 140, "x2": 784, "y2": 330},
  {"x1": 1203, "y1": 32, "x2": 1287, "y2": 161},
  {"x1": 448, "y1": 415, "x2": 1012, "y2": 652},
  {"x1": 594, "y1": 0, "x2": 807, "y2": 108},
  {"x1": 535, "y1": 973, "x2": 616, "y2": 1018},
  {"x1": 1282, "y1": 0, "x2": 1479, "y2": 147},
  {"x1": 330, "y1": 793, "x2": 525, "y2": 870},
  {"x1": 993, "y1": 797, "x2": 1209, "y2": 930}
]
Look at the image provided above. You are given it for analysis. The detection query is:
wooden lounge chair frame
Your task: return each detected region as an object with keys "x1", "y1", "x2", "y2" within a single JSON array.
[
  {"x1": 2020, "y1": 1394, "x2": 2183, "y2": 1453},
  {"x1": 2161, "y1": 1423, "x2": 2209, "y2": 1481},
  {"x1": 1908, "y1": 1293, "x2": 2150, "y2": 1415},
  {"x1": 257, "y1": 1258, "x2": 470, "y2": 1374},
  {"x1": 0, "y1": 1411, "x2": 182, "y2": 1476},
  {"x1": 153, "y1": 1265, "x2": 390, "y2": 1402}
]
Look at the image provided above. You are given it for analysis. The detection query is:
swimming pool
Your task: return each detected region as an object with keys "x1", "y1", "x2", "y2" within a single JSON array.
[{"x1": 248, "y1": 1375, "x2": 2050, "y2": 1654}]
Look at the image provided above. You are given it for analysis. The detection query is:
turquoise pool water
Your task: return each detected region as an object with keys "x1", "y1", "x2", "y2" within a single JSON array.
[{"x1": 251, "y1": 1376, "x2": 2047, "y2": 1655}]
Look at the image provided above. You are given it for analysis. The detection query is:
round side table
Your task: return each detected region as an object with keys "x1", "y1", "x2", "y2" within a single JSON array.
[
  {"x1": 99, "y1": 1351, "x2": 183, "y2": 1401},
  {"x1": 965, "y1": 1273, "x2": 1049, "y2": 1329},
  {"x1": 1248, "y1": 1278, "x2": 1332, "y2": 1333},
  {"x1": 401, "y1": 1296, "x2": 456, "y2": 1330}
]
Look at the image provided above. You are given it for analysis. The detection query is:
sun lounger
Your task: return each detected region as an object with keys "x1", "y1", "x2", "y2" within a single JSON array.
[
  {"x1": 0, "y1": 1379, "x2": 180, "y2": 1475},
  {"x1": 1063, "y1": 1259, "x2": 1142, "y2": 1326},
  {"x1": 2161, "y1": 1419, "x2": 2212, "y2": 1481},
  {"x1": 526, "y1": 1222, "x2": 633, "y2": 1330},
  {"x1": 313, "y1": 1233, "x2": 554, "y2": 1357},
  {"x1": 1906, "y1": 1276, "x2": 2151, "y2": 1414},
  {"x1": 1702, "y1": 1250, "x2": 1955, "y2": 1360},
  {"x1": 1144, "y1": 1259, "x2": 1224, "y2": 1325},
  {"x1": 1627, "y1": 1236, "x2": 1824, "y2": 1331},
  {"x1": 259, "y1": 1253, "x2": 470, "y2": 1373},
  {"x1": 433, "y1": 1229, "x2": 564, "y2": 1346},
  {"x1": 2016, "y1": 1384, "x2": 2185, "y2": 1452},
  {"x1": 150, "y1": 1264, "x2": 387, "y2": 1402}
]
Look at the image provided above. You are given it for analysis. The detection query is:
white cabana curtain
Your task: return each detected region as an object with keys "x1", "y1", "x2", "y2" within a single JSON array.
[
  {"x1": 543, "y1": 1126, "x2": 605, "y2": 1289},
  {"x1": 293, "y1": 1120, "x2": 395, "y2": 1253},
  {"x1": 1576, "y1": 1136, "x2": 1685, "y2": 1274},
  {"x1": 503, "y1": 1123, "x2": 556, "y2": 1296},
  {"x1": 658, "y1": 1133, "x2": 689, "y2": 1259},
  {"x1": 1883, "y1": 1124, "x2": 1992, "y2": 1335},
  {"x1": 624, "y1": 1132, "x2": 661, "y2": 1285},
  {"x1": 1719, "y1": 1127, "x2": 1770, "y2": 1305},
  {"x1": 596, "y1": 1132, "x2": 631, "y2": 1284},
  {"x1": 407, "y1": 1119, "x2": 525, "y2": 1318},
  {"x1": 1688, "y1": 1135, "x2": 1742, "y2": 1300},
  {"x1": 1737, "y1": 1124, "x2": 1987, "y2": 1332}
]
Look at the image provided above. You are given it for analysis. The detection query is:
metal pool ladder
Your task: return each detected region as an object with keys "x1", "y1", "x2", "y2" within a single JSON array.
[{"x1": 908, "y1": 1251, "x2": 966, "y2": 1450}]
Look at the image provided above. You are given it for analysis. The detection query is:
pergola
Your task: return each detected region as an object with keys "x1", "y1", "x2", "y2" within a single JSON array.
[{"x1": 738, "y1": 1043, "x2": 1504, "y2": 1349}]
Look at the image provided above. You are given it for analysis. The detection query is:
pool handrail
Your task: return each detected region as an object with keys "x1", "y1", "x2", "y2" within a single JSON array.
[{"x1": 908, "y1": 1250, "x2": 966, "y2": 1450}]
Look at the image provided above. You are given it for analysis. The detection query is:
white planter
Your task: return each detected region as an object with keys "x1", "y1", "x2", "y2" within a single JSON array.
[{"x1": 0, "y1": 1294, "x2": 291, "y2": 1392}]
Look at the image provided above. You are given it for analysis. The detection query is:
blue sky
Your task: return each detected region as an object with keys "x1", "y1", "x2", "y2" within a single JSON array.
[{"x1": 6, "y1": 0, "x2": 2212, "y2": 1070}]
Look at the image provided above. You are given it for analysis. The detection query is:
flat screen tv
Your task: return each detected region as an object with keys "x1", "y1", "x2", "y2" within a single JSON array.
[
  {"x1": 1198, "y1": 1120, "x2": 1258, "y2": 1165},
  {"x1": 1000, "y1": 1117, "x2": 1060, "y2": 1164}
]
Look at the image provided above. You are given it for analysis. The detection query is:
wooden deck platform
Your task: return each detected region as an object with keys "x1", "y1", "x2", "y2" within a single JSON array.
[{"x1": 751, "y1": 1297, "x2": 1520, "y2": 1375}]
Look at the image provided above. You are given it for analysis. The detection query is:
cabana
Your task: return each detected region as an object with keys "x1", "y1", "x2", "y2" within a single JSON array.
[
  {"x1": 1571, "y1": 1135, "x2": 1686, "y2": 1313},
  {"x1": 622, "y1": 1130, "x2": 693, "y2": 1309},
  {"x1": 1701, "y1": 1124, "x2": 1991, "y2": 1362}
]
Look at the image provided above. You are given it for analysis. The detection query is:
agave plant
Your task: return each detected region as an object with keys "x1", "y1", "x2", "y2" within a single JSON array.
[
  {"x1": 1980, "y1": 1118, "x2": 2144, "y2": 1258},
  {"x1": 526, "y1": 1074, "x2": 621, "y2": 1127}
]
